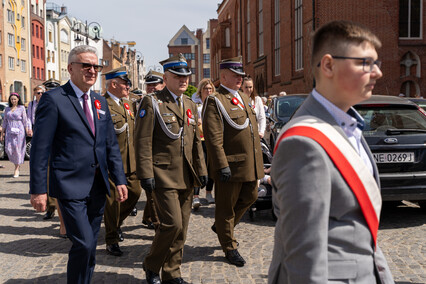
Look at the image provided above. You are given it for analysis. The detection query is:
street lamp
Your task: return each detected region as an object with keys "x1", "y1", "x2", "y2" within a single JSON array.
[
  {"x1": 72, "y1": 21, "x2": 101, "y2": 45},
  {"x1": 135, "y1": 51, "x2": 143, "y2": 89}
]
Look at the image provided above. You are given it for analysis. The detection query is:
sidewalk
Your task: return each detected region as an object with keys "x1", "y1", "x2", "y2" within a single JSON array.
[{"x1": 0, "y1": 161, "x2": 424, "y2": 283}]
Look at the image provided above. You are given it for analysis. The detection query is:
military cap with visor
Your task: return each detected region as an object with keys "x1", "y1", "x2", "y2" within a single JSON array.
[
  {"x1": 144, "y1": 70, "x2": 164, "y2": 84},
  {"x1": 160, "y1": 53, "x2": 191, "y2": 76},
  {"x1": 219, "y1": 56, "x2": 246, "y2": 76},
  {"x1": 103, "y1": 66, "x2": 132, "y2": 87}
]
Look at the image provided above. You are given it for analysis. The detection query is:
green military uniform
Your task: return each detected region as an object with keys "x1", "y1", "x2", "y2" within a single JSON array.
[
  {"x1": 129, "y1": 89, "x2": 143, "y2": 114},
  {"x1": 103, "y1": 93, "x2": 142, "y2": 245},
  {"x1": 135, "y1": 87, "x2": 207, "y2": 280},
  {"x1": 203, "y1": 85, "x2": 264, "y2": 252}
]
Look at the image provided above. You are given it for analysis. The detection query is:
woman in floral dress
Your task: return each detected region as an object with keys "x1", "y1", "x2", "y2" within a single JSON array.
[{"x1": 0, "y1": 93, "x2": 32, "y2": 177}]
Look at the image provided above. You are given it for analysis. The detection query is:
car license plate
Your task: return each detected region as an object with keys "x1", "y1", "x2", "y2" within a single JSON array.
[{"x1": 373, "y1": 152, "x2": 414, "y2": 163}]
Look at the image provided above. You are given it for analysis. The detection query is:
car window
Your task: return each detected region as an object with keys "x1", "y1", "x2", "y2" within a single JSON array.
[
  {"x1": 0, "y1": 105, "x2": 5, "y2": 111},
  {"x1": 276, "y1": 97, "x2": 306, "y2": 118},
  {"x1": 356, "y1": 106, "x2": 426, "y2": 135}
]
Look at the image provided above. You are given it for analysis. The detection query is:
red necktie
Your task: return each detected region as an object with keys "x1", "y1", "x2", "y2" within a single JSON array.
[{"x1": 83, "y1": 93, "x2": 95, "y2": 135}]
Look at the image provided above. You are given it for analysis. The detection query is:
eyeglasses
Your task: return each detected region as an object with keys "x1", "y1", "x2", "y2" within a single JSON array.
[
  {"x1": 318, "y1": 56, "x2": 381, "y2": 73},
  {"x1": 35, "y1": 91, "x2": 43, "y2": 94},
  {"x1": 71, "y1": 62, "x2": 103, "y2": 72}
]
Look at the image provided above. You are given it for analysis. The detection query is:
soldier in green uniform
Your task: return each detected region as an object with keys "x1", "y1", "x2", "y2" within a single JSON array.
[
  {"x1": 102, "y1": 67, "x2": 142, "y2": 256},
  {"x1": 135, "y1": 54, "x2": 207, "y2": 284},
  {"x1": 202, "y1": 57, "x2": 264, "y2": 267},
  {"x1": 140, "y1": 70, "x2": 165, "y2": 229}
]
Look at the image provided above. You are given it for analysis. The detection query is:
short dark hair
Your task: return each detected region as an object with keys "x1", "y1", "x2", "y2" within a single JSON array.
[
  {"x1": 8, "y1": 93, "x2": 24, "y2": 107},
  {"x1": 311, "y1": 20, "x2": 381, "y2": 78}
]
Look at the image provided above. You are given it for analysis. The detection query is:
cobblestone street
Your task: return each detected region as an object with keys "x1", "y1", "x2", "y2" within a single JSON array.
[{"x1": 0, "y1": 162, "x2": 425, "y2": 283}]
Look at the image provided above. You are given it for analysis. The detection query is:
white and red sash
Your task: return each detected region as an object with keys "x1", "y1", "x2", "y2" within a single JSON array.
[{"x1": 274, "y1": 116, "x2": 382, "y2": 245}]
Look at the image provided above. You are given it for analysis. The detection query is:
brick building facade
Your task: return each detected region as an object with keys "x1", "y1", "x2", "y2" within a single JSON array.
[
  {"x1": 211, "y1": 0, "x2": 426, "y2": 98},
  {"x1": 168, "y1": 24, "x2": 215, "y2": 88},
  {"x1": 30, "y1": 0, "x2": 46, "y2": 93}
]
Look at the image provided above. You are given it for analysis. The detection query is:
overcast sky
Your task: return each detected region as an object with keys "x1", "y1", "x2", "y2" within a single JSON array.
[{"x1": 54, "y1": 0, "x2": 220, "y2": 69}]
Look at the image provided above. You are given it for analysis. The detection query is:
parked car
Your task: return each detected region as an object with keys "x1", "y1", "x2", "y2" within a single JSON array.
[
  {"x1": 265, "y1": 94, "x2": 426, "y2": 209},
  {"x1": 407, "y1": 97, "x2": 426, "y2": 110},
  {"x1": 264, "y1": 94, "x2": 308, "y2": 150},
  {"x1": 354, "y1": 95, "x2": 426, "y2": 208}
]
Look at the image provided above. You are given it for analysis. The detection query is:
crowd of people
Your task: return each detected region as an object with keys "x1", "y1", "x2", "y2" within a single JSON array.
[{"x1": 0, "y1": 19, "x2": 395, "y2": 284}]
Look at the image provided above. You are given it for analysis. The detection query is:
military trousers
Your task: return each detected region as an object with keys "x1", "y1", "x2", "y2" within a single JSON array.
[
  {"x1": 142, "y1": 191, "x2": 159, "y2": 227},
  {"x1": 214, "y1": 180, "x2": 258, "y2": 252},
  {"x1": 144, "y1": 187, "x2": 193, "y2": 281},
  {"x1": 104, "y1": 172, "x2": 142, "y2": 245}
]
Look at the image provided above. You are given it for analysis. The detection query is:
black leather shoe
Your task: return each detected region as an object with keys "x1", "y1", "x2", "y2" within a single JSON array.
[
  {"x1": 143, "y1": 220, "x2": 155, "y2": 230},
  {"x1": 43, "y1": 211, "x2": 55, "y2": 220},
  {"x1": 225, "y1": 249, "x2": 246, "y2": 267},
  {"x1": 143, "y1": 264, "x2": 161, "y2": 284},
  {"x1": 130, "y1": 207, "x2": 137, "y2": 216},
  {"x1": 117, "y1": 228, "x2": 124, "y2": 242},
  {"x1": 106, "y1": 243, "x2": 123, "y2": 256},
  {"x1": 163, "y1": 277, "x2": 187, "y2": 284}
]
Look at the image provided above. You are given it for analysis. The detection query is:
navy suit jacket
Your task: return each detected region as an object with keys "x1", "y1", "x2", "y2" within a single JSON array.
[{"x1": 29, "y1": 81, "x2": 126, "y2": 200}]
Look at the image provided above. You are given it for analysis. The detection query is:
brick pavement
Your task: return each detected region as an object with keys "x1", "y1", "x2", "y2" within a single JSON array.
[{"x1": 0, "y1": 161, "x2": 425, "y2": 283}]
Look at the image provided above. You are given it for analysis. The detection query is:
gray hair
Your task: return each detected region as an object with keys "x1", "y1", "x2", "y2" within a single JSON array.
[
  {"x1": 68, "y1": 45, "x2": 98, "y2": 64},
  {"x1": 34, "y1": 85, "x2": 46, "y2": 92}
]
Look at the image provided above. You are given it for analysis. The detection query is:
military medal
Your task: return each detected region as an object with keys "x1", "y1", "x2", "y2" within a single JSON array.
[
  {"x1": 124, "y1": 102, "x2": 133, "y2": 118},
  {"x1": 94, "y1": 99, "x2": 101, "y2": 119},
  {"x1": 186, "y1": 109, "x2": 192, "y2": 126}
]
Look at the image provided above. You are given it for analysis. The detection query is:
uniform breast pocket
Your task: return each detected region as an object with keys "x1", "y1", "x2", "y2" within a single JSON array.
[{"x1": 229, "y1": 111, "x2": 246, "y2": 124}]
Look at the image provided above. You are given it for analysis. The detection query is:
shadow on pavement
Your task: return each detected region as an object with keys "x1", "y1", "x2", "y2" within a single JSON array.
[
  {"x1": 183, "y1": 245, "x2": 223, "y2": 263},
  {"x1": 0, "y1": 193, "x2": 29, "y2": 200},
  {"x1": 4, "y1": 272, "x2": 143, "y2": 283},
  {"x1": 380, "y1": 203, "x2": 426, "y2": 229}
]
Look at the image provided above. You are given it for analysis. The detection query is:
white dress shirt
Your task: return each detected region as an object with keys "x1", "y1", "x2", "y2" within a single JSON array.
[{"x1": 70, "y1": 80, "x2": 94, "y2": 120}]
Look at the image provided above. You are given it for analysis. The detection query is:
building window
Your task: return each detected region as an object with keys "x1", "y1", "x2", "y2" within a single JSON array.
[
  {"x1": 7, "y1": 10, "x2": 15, "y2": 23},
  {"x1": 36, "y1": 25, "x2": 39, "y2": 38},
  {"x1": 21, "y1": 60, "x2": 26, "y2": 72},
  {"x1": 203, "y1": 54, "x2": 210, "y2": 64},
  {"x1": 37, "y1": 68, "x2": 40, "y2": 79},
  {"x1": 48, "y1": 70, "x2": 51, "y2": 79},
  {"x1": 294, "y1": 0, "x2": 303, "y2": 71},
  {"x1": 22, "y1": 16, "x2": 25, "y2": 29},
  {"x1": 0, "y1": 31, "x2": 1, "y2": 44},
  {"x1": 247, "y1": 0, "x2": 251, "y2": 62},
  {"x1": 258, "y1": 0, "x2": 264, "y2": 56},
  {"x1": 49, "y1": 30, "x2": 52, "y2": 42},
  {"x1": 0, "y1": 55, "x2": 2, "y2": 67},
  {"x1": 225, "y1": 27, "x2": 231, "y2": 47},
  {"x1": 36, "y1": 46, "x2": 39, "y2": 59},
  {"x1": 203, "y1": 68, "x2": 211, "y2": 78},
  {"x1": 32, "y1": 44, "x2": 35, "y2": 57},
  {"x1": 53, "y1": 70, "x2": 55, "y2": 79},
  {"x1": 40, "y1": 27, "x2": 43, "y2": 40},
  {"x1": 21, "y1": 38, "x2": 26, "y2": 51},
  {"x1": 8, "y1": 57, "x2": 15, "y2": 70},
  {"x1": 183, "y1": 53, "x2": 195, "y2": 60},
  {"x1": 47, "y1": 50, "x2": 50, "y2": 62},
  {"x1": 181, "y1": 38, "x2": 188, "y2": 45},
  {"x1": 41, "y1": 68, "x2": 44, "y2": 80},
  {"x1": 274, "y1": 0, "x2": 280, "y2": 76},
  {"x1": 41, "y1": 47, "x2": 44, "y2": 60},
  {"x1": 8, "y1": 33, "x2": 15, "y2": 47},
  {"x1": 191, "y1": 68, "x2": 196, "y2": 74},
  {"x1": 399, "y1": 0, "x2": 422, "y2": 38},
  {"x1": 52, "y1": 51, "x2": 55, "y2": 63},
  {"x1": 206, "y1": 38, "x2": 210, "y2": 49},
  {"x1": 32, "y1": 23, "x2": 34, "y2": 36}
]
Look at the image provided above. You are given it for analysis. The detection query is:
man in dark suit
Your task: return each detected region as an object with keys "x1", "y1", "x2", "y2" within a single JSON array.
[
  {"x1": 29, "y1": 45, "x2": 128, "y2": 284},
  {"x1": 135, "y1": 53, "x2": 207, "y2": 284},
  {"x1": 202, "y1": 57, "x2": 264, "y2": 267}
]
